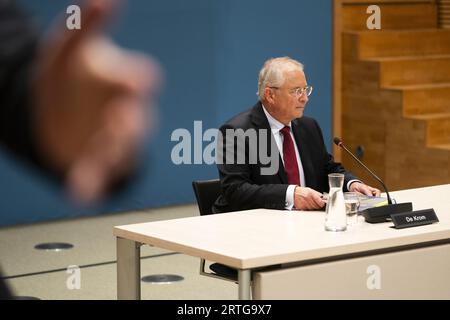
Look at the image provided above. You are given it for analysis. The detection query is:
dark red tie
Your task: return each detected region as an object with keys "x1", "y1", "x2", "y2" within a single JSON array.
[{"x1": 280, "y1": 126, "x2": 300, "y2": 186}]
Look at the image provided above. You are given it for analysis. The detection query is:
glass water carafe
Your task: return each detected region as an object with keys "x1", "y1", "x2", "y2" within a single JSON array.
[{"x1": 324, "y1": 173, "x2": 347, "y2": 231}]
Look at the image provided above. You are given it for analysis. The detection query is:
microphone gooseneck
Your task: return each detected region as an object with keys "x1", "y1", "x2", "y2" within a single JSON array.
[{"x1": 333, "y1": 137, "x2": 393, "y2": 205}]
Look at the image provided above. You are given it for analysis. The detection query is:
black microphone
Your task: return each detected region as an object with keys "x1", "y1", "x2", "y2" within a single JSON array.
[{"x1": 333, "y1": 137, "x2": 412, "y2": 223}]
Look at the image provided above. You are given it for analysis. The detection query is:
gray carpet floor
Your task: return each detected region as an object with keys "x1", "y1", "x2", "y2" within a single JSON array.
[{"x1": 0, "y1": 204, "x2": 237, "y2": 300}]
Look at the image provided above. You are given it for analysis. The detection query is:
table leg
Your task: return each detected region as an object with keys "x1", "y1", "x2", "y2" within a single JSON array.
[
  {"x1": 238, "y1": 269, "x2": 251, "y2": 300},
  {"x1": 117, "y1": 237, "x2": 141, "y2": 300}
]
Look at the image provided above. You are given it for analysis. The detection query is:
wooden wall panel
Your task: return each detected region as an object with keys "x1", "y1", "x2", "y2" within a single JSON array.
[
  {"x1": 343, "y1": 2, "x2": 437, "y2": 30},
  {"x1": 438, "y1": 0, "x2": 450, "y2": 28},
  {"x1": 336, "y1": 0, "x2": 450, "y2": 190}
]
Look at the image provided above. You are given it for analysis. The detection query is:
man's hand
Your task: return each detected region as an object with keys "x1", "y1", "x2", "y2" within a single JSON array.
[
  {"x1": 349, "y1": 182, "x2": 381, "y2": 197},
  {"x1": 293, "y1": 186, "x2": 326, "y2": 210},
  {"x1": 33, "y1": 0, "x2": 160, "y2": 203}
]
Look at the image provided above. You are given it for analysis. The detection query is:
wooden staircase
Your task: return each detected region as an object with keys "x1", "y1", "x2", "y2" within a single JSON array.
[{"x1": 339, "y1": 0, "x2": 450, "y2": 190}]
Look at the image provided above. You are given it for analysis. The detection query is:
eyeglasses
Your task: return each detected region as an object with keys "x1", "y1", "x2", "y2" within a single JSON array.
[{"x1": 270, "y1": 85, "x2": 313, "y2": 98}]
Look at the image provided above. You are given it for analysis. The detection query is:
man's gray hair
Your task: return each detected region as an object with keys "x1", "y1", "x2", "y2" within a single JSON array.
[{"x1": 257, "y1": 57, "x2": 304, "y2": 101}]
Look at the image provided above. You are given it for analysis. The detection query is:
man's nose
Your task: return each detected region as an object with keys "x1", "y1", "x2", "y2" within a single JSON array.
[{"x1": 299, "y1": 94, "x2": 308, "y2": 103}]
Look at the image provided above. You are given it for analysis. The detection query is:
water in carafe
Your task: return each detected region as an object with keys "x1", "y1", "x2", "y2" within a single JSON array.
[{"x1": 325, "y1": 173, "x2": 347, "y2": 231}]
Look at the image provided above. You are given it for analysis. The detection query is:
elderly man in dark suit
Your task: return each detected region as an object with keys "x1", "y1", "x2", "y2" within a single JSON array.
[{"x1": 213, "y1": 57, "x2": 380, "y2": 213}]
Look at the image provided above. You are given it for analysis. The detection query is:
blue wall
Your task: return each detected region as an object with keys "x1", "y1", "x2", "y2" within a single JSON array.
[{"x1": 0, "y1": 0, "x2": 332, "y2": 226}]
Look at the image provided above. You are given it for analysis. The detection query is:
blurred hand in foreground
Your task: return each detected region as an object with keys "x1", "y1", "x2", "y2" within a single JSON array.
[{"x1": 33, "y1": 0, "x2": 161, "y2": 203}]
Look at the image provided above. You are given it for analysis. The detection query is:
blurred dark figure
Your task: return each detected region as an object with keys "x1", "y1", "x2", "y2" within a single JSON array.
[
  {"x1": 0, "y1": 269, "x2": 13, "y2": 299},
  {"x1": 0, "y1": 0, "x2": 160, "y2": 299}
]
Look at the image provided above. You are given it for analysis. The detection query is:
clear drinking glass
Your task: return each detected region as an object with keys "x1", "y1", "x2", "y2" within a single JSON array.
[{"x1": 344, "y1": 192, "x2": 361, "y2": 226}]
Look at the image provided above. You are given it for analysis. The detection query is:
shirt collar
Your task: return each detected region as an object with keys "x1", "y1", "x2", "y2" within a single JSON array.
[{"x1": 261, "y1": 104, "x2": 291, "y2": 133}]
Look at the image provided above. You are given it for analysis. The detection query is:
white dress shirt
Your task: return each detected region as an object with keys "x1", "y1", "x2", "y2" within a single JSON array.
[
  {"x1": 261, "y1": 105, "x2": 304, "y2": 210},
  {"x1": 261, "y1": 105, "x2": 360, "y2": 210}
]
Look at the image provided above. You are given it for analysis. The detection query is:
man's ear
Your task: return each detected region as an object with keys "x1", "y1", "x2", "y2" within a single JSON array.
[{"x1": 264, "y1": 87, "x2": 275, "y2": 104}]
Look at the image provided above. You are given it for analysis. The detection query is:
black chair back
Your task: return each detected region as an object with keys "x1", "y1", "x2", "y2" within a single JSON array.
[
  {"x1": 192, "y1": 178, "x2": 238, "y2": 281},
  {"x1": 192, "y1": 179, "x2": 221, "y2": 216}
]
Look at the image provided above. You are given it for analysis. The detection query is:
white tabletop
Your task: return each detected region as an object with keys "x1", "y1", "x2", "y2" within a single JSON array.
[{"x1": 114, "y1": 184, "x2": 450, "y2": 269}]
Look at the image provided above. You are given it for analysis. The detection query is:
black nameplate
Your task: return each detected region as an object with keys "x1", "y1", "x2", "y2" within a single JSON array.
[{"x1": 390, "y1": 209, "x2": 438, "y2": 229}]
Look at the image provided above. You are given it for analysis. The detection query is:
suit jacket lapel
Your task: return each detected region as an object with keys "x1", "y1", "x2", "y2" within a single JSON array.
[{"x1": 251, "y1": 102, "x2": 288, "y2": 184}]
